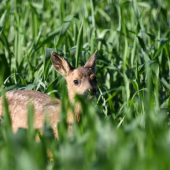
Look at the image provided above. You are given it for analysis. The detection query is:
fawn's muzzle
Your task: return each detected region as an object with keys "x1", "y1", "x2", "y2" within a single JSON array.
[{"x1": 87, "y1": 88, "x2": 96, "y2": 96}]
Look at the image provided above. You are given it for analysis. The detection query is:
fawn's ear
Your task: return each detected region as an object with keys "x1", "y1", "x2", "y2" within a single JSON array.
[
  {"x1": 84, "y1": 50, "x2": 98, "y2": 72},
  {"x1": 51, "y1": 51, "x2": 73, "y2": 76}
]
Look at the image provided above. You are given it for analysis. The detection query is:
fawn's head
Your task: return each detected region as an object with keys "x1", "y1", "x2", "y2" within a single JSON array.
[{"x1": 51, "y1": 51, "x2": 98, "y2": 102}]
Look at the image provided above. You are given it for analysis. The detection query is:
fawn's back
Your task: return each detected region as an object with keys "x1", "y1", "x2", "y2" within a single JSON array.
[{"x1": 0, "y1": 51, "x2": 98, "y2": 137}]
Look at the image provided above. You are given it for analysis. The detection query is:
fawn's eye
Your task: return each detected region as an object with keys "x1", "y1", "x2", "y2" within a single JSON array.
[{"x1": 74, "y1": 80, "x2": 79, "y2": 85}]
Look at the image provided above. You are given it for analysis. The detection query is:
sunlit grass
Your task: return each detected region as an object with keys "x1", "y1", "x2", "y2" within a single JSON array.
[{"x1": 0, "y1": 0, "x2": 170, "y2": 169}]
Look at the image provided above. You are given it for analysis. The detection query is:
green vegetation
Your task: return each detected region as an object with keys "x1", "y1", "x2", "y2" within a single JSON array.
[{"x1": 1, "y1": 0, "x2": 170, "y2": 169}]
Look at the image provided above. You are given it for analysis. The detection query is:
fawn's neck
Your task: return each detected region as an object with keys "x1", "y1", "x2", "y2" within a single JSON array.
[{"x1": 67, "y1": 91, "x2": 81, "y2": 123}]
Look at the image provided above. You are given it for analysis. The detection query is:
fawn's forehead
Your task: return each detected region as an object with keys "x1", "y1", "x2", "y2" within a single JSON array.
[{"x1": 67, "y1": 67, "x2": 95, "y2": 79}]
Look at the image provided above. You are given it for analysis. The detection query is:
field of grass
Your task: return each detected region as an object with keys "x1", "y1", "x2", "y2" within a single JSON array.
[{"x1": 1, "y1": 0, "x2": 170, "y2": 169}]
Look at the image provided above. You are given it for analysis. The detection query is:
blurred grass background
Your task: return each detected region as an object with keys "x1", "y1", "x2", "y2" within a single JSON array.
[{"x1": 1, "y1": 0, "x2": 170, "y2": 169}]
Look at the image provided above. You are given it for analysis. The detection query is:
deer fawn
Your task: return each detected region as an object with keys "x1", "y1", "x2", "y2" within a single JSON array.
[{"x1": 0, "y1": 51, "x2": 98, "y2": 137}]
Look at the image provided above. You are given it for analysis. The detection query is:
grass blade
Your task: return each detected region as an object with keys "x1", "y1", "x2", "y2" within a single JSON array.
[
  {"x1": 75, "y1": 22, "x2": 83, "y2": 67},
  {"x1": 56, "y1": 15, "x2": 74, "y2": 49}
]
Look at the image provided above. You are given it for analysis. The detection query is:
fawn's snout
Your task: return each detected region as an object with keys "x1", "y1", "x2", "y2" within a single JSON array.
[
  {"x1": 82, "y1": 80, "x2": 97, "y2": 97},
  {"x1": 87, "y1": 88, "x2": 97, "y2": 96}
]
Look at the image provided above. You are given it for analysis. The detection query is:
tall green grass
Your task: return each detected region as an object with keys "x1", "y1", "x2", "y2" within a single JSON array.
[{"x1": 0, "y1": 0, "x2": 170, "y2": 169}]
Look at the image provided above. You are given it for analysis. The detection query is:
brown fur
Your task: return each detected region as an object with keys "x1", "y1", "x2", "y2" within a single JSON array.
[{"x1": 0, "y1": 50, "x2": 98, "y2": 138}]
